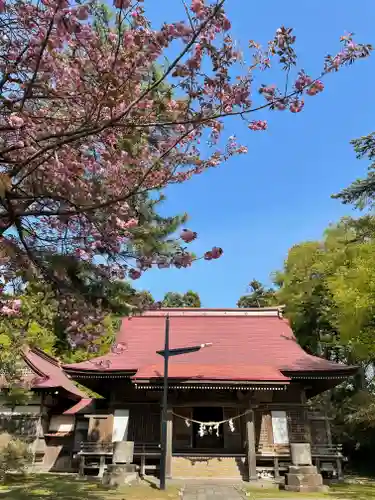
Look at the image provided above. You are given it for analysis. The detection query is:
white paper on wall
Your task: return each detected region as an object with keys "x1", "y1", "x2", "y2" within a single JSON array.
[
  {"x1": 112, "y1": 409, "x2": 130, "y2": 442},
  {"x1": 271, "y1": 411, "x2": 289, "y2": 444}
]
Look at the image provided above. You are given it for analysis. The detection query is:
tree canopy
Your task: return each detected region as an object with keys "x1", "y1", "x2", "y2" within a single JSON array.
[
  {"x1": 0, "y1": 0, "x2": 371, "y2": 346},
  {"x1": 237, "y1": 279, "x2": 277, "y2": 308},
  {"x1": 334, "y1": 132, "x2": 375, "y2": 209},
  {"x1": 275, "y1": 216, "x2": 375, "y2": 365},
  {"x1": 162, "y1": 290, "x2": 201, "y2": 308}
]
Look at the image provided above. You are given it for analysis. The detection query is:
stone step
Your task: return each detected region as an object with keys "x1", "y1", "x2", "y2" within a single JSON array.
[{"x1": 172, "y1": 457, "x2": 245, "y2": 479}]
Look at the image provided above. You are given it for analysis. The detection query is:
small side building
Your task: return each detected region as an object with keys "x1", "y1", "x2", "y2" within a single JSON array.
[
  {"x1": 64, "y1": 308, "x2": 355, "y2": 481},
  {"x1": 0, "y1": 347, "x2": 85, "y2": 472}
]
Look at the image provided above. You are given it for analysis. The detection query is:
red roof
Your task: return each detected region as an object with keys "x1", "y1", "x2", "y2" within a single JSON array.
[
  {"x1": 64, "y1": 308, "x2": 356, "y2": 382},
  {"x1": 63, "y1": 398, "x2": 95, "y2": 415},
  {"x1": 20, "y1": 347, "x2": 85, "y2": 400}
]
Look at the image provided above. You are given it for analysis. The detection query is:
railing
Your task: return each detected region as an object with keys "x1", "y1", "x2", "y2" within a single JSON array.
[
  {"x1": 257, "y1": 444, "x2": 290, "y2": 456},
  {"x1": 311, "y1": 444, "x2": 343, "y2": 457},
  {"x1": 133, "y1": 442, "x2": 161, "y2": 456},
  {"x1": 133, "y1": 443, "x2": 161, "y2": 477},
  {"x1": 79, "y1": 441, "x2": 114, "y2": 454}
]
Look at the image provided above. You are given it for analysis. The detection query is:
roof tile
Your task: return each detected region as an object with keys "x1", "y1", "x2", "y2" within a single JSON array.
[{"x1": 64, "y1": 310, "x2": 354, "y2": 380}]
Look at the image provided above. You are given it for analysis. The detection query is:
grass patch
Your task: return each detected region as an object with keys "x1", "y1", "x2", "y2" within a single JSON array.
[
  {"x1": 1, "y1": 475, "x2": 180, "y2": 500},
  {"x1": 329, "y1": 481, "x2": 375, "y2": 500},
  {"x1": 2, "y1": 474, "x2": 375, "y2": 500},
  {"x1": 244, "y1": 487, "x2": 328, "y2": 499},
  {"x1": 244, "y1": 480, "x2": 375, "y2": 499}
]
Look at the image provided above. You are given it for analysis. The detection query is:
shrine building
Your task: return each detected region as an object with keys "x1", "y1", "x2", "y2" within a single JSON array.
[{"x1": 61, "y1": 307, "x2": 354, "y2": 481}]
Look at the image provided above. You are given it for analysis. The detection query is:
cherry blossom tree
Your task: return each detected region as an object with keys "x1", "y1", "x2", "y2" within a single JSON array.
[{"x1": 0, "y1": 0, "x2": 372, "y2": 344}]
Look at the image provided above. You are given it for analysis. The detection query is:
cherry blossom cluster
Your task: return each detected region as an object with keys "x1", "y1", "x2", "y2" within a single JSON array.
[
  {"x1": 0, "y1": 0, "x2": 372, "y2": 340},
  {"x1": 125, "y1": 228, "x2": 222, "y2": 280},
  {"x1": 0, "y1": 298, "x2": 21, "y2": 316},
  {"x1": 248, "y1": 121, "x2": 267, "y2": 131}
]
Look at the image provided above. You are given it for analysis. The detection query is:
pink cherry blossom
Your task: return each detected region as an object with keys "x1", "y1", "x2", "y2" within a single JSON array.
[
  {"x1": 8, "y1": 114, "x2": 24, "y2": 128},
  {"x1": 0, "y1": 0, "x2": 371, "y2": 341},
  {"x1": 248, "y1": 120, "x2": 267, "y2": 131},
  {"x1": 294, "y1": 71, "x2": 313, "y2": 92},
  {"x1": 114, "y1": 0, "x2": 131, "y2": 8},
  {"x1": 289, "y1": 99, "x2": 305, "y2": 113},
  {"x1": 306, "y1": 80, "x2": 324, "y2": 96},
  {"x1": 180, "y1": 229, "x2": 197, "y2": 243},
  {"x1": 210, "y1": 247, "x2": 223, "y2": 259},
  {"x1": 129, "y1": 269, "x2": 142, "y2": 280},
  {"x1": 76, "y1": 6, "x2": 89, "y2": 20},
  {"x1": 204, "y1": 251, "x2": 213, "y2": 260},
  {"x1": 173, "y1": 253, "x2": 194, "y2": 268}
]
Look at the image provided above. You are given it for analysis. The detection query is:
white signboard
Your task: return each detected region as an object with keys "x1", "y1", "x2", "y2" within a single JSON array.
[
  {"x1": 271, "y1": 411, "x2": 289, "y2": 445},
  {"x1": 112, "y1": 409, "x2": 130, "y2": 442},
  {"x1": 49, "y1": 415, "x2": 75, "y2": 433}
]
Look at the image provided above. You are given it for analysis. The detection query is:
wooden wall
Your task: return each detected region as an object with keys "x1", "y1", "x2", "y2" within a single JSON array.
[{"x1": 127, "y1": 404, "x2": 160, "y2": 443}]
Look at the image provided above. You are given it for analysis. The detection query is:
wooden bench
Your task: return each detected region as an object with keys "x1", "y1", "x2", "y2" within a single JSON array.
[
  {"x1": 256, "y1": 444, "x2": 291, "y2": 479},
  {"x1": 78, "y1": 442, "x2": 114, "y2": 478},
  {"x1": 312, "y1": 444, "x2": 344, "y2": 479}
]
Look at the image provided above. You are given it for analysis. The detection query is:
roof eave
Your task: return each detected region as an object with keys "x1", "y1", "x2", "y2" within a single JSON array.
[
  {"x1": 64, "y1": 368, "x2": 136, "y2": 378},
  {"x1": 283, "y1": 365, "x2": 358, "y2": 380},
  {"x1": 133, "y1": 378, "x2": 290, "y2": 385}
]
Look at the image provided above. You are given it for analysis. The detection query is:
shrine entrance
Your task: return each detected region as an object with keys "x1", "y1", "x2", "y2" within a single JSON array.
[{"x1": 192, "y1": 407, "x2": 224, "y2": 449}]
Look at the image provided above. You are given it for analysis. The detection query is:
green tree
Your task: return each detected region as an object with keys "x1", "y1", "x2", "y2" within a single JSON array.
[
  {"x1": 239, "y1": 248, "x2": 375, "y2": 467},
  {"x1": 334, "y1": 132, "x2": 375, "y2": 209},
  {"x1": 274, "y1": 216, "x2": 375, "y2": 468},
  {"x1": 237, "y1": 280, "x2": 277, "y2": 308},
  {"x1": 162, "y1": 291, "x2": 201, "y2": 308},
  {"x1": 275, "y1": 217, "x2": 375, "y2": 365}
]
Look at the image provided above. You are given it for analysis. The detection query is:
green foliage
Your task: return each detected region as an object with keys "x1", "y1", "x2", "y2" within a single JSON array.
[
  {"x1": 161, "y1": 290, "x2": 201, "y2": 308},
  {"x1": 0, "y1": 388, "x2": 33, "y2": 409},
  {"x1": 275, "y1": 215, "x2": 375, "y2": 467},
  {"x1": 0, "y1": 436, "x2": 32, "y2": 480},
  {"x1": 275, "y1": 217, "x2": 375, "y2": 361},
  {"x1": 183, "y1": 291, "x2": 201, "y2": 308},
  {"x1": 0, "y1": 281, "x2": 56, "y2": 354},
  {"x1": 333, "y1": 132, "x2": 375, "y2": 209},
  {"x1": 237, "y1": 280, "x2": 277, "y2": 308}
]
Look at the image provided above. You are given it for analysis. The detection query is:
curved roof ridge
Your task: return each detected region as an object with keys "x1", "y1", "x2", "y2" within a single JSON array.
[
  {"x1": 30, "y1": 346, "x2": 61, "y2": 367},
  {"x1": 138, "y1": 307, "x2": 285, "y2": 317}
]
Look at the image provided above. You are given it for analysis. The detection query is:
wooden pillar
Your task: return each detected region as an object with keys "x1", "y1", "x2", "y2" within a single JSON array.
[
  {"x1": 325, "y1": 414, "x2": 332, "y2": 445},
  {"x1": 98, "y1": 455, "x2": 105, "y2": 478},
  {"x1": 165, "y1": 408, "x2": 173, "y2": 479},
  {"x1": 79, "y1": 455, "x2": 85, "y2": 477},
  {"x1": 336, "y1": 456, "x2": 343, "y2": 481},
  {"x1": 245, "y1": 409, "x2": 257, "y2": 481},
  {"x1": 274, "y1": 456, "x2": 280, "y2": 480}
]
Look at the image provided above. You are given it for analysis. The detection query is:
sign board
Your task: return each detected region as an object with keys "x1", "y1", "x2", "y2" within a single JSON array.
[
  {"x1": 271, "y1": 410, "x2": 289, "y2": 445},
  {"x1": 112, "y1": 409, "x2": 130, "y2": 442},
  {"x1": 49, "y1": 415, "x2": 75, "y2": 433}
]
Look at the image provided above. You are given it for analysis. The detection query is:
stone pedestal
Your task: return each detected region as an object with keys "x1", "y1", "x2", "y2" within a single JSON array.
[
  {"x1": 286, "y1": 444, "x2": 326, "y2": 493},
  {"x1": 285, "y1": 465, "x2": 327, "y2": 493},
  {"x1": 102, "y1": 464, "x2": 138, "y2": 488}
]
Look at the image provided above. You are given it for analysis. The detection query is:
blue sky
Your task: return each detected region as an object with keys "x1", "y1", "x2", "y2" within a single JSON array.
[{"x1": 134, "y1": 0, "x2": 375, "y2": 306}]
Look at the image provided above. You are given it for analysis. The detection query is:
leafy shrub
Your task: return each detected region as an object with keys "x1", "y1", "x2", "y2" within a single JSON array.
[{"x1": 0, "y1": 433, "x2": 32, "y2": 480}]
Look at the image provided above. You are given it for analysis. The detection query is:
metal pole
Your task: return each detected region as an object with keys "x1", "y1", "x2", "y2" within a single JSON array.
[{"x1": 159, "y1": 314, "x2": 170, "y2": 490}]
